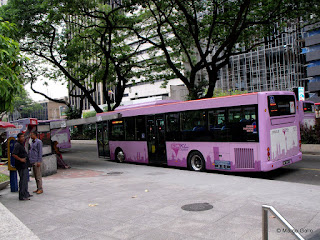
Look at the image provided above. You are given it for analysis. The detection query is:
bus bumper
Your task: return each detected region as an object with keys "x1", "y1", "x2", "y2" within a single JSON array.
[{"x1": 262, "y1": 152, "x2": 303, "y2": 172}]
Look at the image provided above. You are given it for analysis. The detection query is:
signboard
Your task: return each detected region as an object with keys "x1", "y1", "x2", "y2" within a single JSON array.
[
  {"x1": 51, "y1": 128, "x2": 71, "y2": 149},
  {"x1": 30, "y1": 118, "x2": 38, "y2": 125},
  {"x1": 298, "y1": 87, "x2": 305, "y2": 101},
  {"x1": 7, "y1": 137, "x2": 16, "y2": 171},
  {"x1": 290, "y1": 101, "x2": 295, "y2": 113},
  {"x1": 59, "y1": 105, "x2": 68, "y2": 117}
]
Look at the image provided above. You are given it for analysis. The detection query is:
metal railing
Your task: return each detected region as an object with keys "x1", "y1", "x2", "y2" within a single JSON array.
[{"x1": 262, "y1": 205, "x2": 305, "y2": 240}]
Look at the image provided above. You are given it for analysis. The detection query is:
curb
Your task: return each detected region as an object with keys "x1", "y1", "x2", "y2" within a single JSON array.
[
  {"x1": 302, "y1": 144, "x2": 320, "y2": 155},
  {"x1": 0, "y1": 202, "x2": 40, "y2": 240},
  {"x1": 71, "y1": 140, "x2": 96, "y2": 145},
  {"x1": 0, "y1": 180, "x2": 9, "y2": 191}
]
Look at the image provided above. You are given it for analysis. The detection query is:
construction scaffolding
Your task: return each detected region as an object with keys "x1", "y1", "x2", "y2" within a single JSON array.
[{"x1": 215, "y1": 27, "x2": 307, "y2": 93}]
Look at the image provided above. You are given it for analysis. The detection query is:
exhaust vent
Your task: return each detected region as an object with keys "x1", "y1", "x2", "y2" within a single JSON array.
[{"x1": 234, "y1": 148, "x2": 254, "y2": 169}]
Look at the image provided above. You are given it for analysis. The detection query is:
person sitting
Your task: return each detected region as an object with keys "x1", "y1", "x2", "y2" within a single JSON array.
[{"x1": 53, "y1": 141, "x2": 70, "y2": 169}]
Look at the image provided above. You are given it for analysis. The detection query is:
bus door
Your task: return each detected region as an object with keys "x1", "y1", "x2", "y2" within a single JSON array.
[
  {"x1": 147, "y1": 114, "x2": 166, "y2": 164},
  {"x1": 97, "y1": 122, "x2": 104, "y2": 157},
  {"x1": 97, "y1": 121, "x2": 110, "y2": 157},
  {"x1": 103, "y1": 121, "x2": 110, "y2": 157}
]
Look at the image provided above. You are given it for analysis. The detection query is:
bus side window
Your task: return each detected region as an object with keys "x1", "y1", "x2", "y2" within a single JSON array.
[
  {"x1": 181, "y1": 110, "x2": 206, "y2": 132},
  {"x1": 209, "y1": 109, "x2": 229, "y2": 141},
  {"x1": 110, "y1": 120, "x2": 124, "y2": 141},
  {"x1": 125, "y1": 117, "x2": 135, "y2": 141},
  {"x1": 166, "y1": 113, "x2": 180, "y2": 141},
  {"x1": 228, "y1": 107, "x2": 243, "y2": 142},
  {"x1": 136, "y1": 116, "x2": 146, "y2": 141},
  {"x1": 243, "y1": 106, "x2": 259, "y2": 141},
  {"x1": 181, "y1": 110, "x2": 207, "y2": 141}
]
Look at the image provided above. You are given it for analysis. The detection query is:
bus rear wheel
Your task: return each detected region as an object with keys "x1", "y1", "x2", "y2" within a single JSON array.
[
  {"x1": 115, "y1": 149, "x2": 125, "y2": 163},
  {"x1": 188, "y1": 151, "x2": 205, "y2": 171}
]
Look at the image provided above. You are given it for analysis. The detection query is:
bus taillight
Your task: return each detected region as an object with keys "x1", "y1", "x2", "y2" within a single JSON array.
[
  {"x1": 299, "y1": 140, "x2": 301, "y2": 151},
  {"x1": 267, "y1": 147, "x2": 270, "y2": 161}
]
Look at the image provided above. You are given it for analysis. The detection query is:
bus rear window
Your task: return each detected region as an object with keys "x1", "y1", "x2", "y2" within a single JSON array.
[
  {"x1": 303, "y1": 103, "x2": 315, "y2": 113},
  {"x1": 268, "y1": 95, "x2": 296, "y2": 117}
]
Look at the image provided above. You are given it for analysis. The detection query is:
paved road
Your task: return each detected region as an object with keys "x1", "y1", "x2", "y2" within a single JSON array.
[
  {"x1": 1, "y1": 142, "x2": 319, "y2": 240},
  {"x1": 63, "y1": 143, "x2": 320, "y2": 186}
]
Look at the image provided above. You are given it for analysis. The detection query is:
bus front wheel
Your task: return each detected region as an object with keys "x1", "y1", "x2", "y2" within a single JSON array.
[
  {"x1": 115, "y1": 149, "x2": 125, "y2": 163},
  {"x1": 188, "y1": 151, "x2": 205, "y2": 171}
]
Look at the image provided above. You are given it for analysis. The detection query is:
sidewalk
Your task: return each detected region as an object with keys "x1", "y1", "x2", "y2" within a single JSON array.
[
  {"x1": 0, "y1": 156, "x2": 320, "y2": 240},
  {"x1": 71, "y1": 140, "x2": 96, "y2": 145},
  {"x1": 0, "y1": 202, "x2": 40, "y2": 240},
  {"x1": 302, "y1": 144, "x2": 320, "y2": 155}
]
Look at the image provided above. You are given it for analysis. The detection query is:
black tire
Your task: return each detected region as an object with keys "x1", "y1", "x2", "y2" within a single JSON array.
[
  {"x1": 115, "y1": 148, "x2": 125, "y2": 163},
  {"x1": 188, "y1": 151, "x2": 205, "y2": 171}
]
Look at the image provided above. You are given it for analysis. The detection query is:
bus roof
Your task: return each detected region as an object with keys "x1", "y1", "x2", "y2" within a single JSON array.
[
  {"x1": 97, "y1": 91, "x2": 294, "y2": 118},
  {"x1": 115, "y1": 100, "x2": 180, "y2": 110}
]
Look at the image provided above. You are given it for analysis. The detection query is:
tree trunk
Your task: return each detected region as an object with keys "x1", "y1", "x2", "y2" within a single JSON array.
[{"x1": 204, "y1": 70, "x2": 218, "y2": 98}]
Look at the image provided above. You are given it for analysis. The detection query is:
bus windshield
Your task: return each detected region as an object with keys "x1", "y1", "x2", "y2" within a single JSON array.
[
  {"x1": 303, "y1": 102, "x2": 315, "y2": 113},
  {"x1": 268, "y1": 95, "x2": 296, "y2": 117}
]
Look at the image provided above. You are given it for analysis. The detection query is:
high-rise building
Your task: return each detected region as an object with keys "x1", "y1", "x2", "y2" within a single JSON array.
[{"x1": 304, "y1": 23, "x2": 320, "y2": 100}]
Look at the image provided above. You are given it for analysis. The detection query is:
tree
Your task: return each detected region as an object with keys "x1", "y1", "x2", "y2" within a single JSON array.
[
  {"x1": 0, "y1": 17, "x2": 24, "y2": 114},
  {"x1": 132, "y1": 0, "x2": 320, "y2": 99},
  {"x1": 10, "y1": 88, "x2": 43, "y2": 119},
  {"x1": 1, "y1": 0, "x2": 148, "y2": 114}
]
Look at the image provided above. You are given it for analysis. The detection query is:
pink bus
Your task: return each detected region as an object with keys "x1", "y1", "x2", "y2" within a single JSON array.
[
  {"x1": 315, "y1": 103, "x2": 320, "y2": 119},
  {"x1": 297, "y1": 101, "x2": 316, "y2": 128},
  {"x1": 97, "y1": 91, "x2": 302, "y2": 172}
]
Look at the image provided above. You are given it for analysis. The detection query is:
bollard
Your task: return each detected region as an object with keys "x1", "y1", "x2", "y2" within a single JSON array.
[
  {"x1": 9, "y1": 171, "x2": 18, "y2": 192},
  {"x1": 7, "y1": 137, "x2": 18, "y2": 192}
]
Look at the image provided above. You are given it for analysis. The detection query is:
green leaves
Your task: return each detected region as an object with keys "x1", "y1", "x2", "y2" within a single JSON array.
[
  {"x1": 11, "y1": 88, "x2": 43, "y2": 117},
  {"x1": 133, "y1": 0, "x2": 320, "y2": 99},
  {"x1": 0, "y1": 17, "x2": 24, "y2": 114}
]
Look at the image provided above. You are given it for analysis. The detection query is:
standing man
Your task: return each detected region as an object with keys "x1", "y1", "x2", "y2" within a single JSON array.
[
  {"x1": 12, "y1": 133, "x2": 32, "y2": 200},
  {"x1": 29, "y1": 131, "x2": 43, "y2": 194}
]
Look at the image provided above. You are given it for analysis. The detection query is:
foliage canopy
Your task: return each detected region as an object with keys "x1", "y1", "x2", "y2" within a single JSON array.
[{"x1": 0, "y1": 17, "x2": 23, "y2": 114}]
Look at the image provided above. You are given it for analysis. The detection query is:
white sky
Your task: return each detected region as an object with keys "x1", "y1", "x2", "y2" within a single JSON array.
[{"x1": 25, "y1": 79, "x2": 68, "y2": 102}]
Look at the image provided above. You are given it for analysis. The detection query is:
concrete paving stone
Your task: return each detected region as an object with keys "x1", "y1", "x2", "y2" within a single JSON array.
[
  {"x1": 2, "y1": 143, "x2": 320, "y2": 240},
  {"x1": 25, "y1": 217, "x2": 68, "y2": 236},
  {"x1": 305, "y1": 229, "x2": 320, "y2": 240},
  {"x1": 207, "y1": 199, "x2": 246, "y2": 214},
  {"x1": 36, "y1": 226, "x2": 90, "y2": 240},
  {"x1": 73, "y1": 233, "x2": 120, "y2": 240},
  {"x1": 49, "y1": 212, "x2": 125, "y2": 233},
  {"x1": 237, "y1": 228, "x2": 262, "y2": 240},
  {"x1": 151, "y1": 204, "x2": 192, "y2": 217},
  {"x1": 0, "y1": 232, "x2": 38, "y2": 240},
  {"x1": 304, "y1": 212, "x2": 320, "y2": 231},
  {"x1": 229, "y1": 201, "x2": 265, "y2": 220},
  {"x1": 97, "y1": 221, "x2": 157, "y2": 240},
  {"x1": 51, "y1": 198, "x2": 98, "y2": 212},
  {"x1": 178, "y1": 209, "x2": 230, "y2": 223},
  {"x1": 192, "y1": 222, "x2": 251, "y2": 240},
  {"x1": 0, "y1": 202, "x2": 39, "y2": 240},
  {"x1": 215, "y1": 214, "x2": 262, "y2": 229},
  {"x1": 158, "y1": 218, "x2": 212, "y2": 237},
  {"x1": 131, "y1": 228, "x2": 206, "y2": 240},
  {"x1": 3, "y1": 208, "x2": 49, "y2": 225},
  {"x1": 18, "y1": 201, "x2": 76, "y2": 217},
  {"x1": 262, "y1": 220, "x2": 309, "y2": 240},
  {"x1": 85, "y1": 206, "x2": 150, "y2": 222},
  {"x1": 273, "y1": 207, "x2": 319, "y2": 229},
  {"x1": 75, "y1": 217, "x2": 124, "y2": 233},
  {"x1": 124, "y1": 213, "x2": 178, "y2": 229},
  {"x1": 127, "y1": 198, "x2": 179, "y2": 213}
]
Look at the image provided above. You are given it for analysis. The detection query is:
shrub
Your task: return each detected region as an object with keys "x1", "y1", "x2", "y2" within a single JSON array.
[{"x1": 300, "y1": 119, "x2": 320, "y2": 144}]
